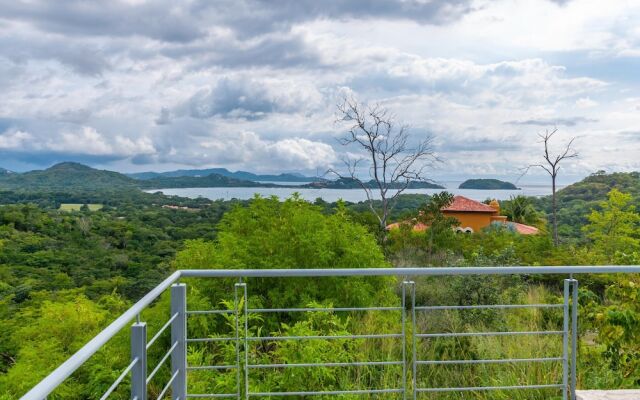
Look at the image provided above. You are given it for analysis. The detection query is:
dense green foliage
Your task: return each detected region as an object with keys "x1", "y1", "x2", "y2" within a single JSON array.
[
  {"x1": 502, "y1": 195, "x2": 544, "y2": 226},
  {"x1": 533, "y1": 171, "x2": 640, "y2": 241},
  {"x1": 1, "y1": 170, "x2": 640, "y2": 399}
]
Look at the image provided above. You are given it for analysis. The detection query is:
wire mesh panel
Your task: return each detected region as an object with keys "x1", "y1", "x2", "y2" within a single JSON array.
[
  {"x1": 241, "y1": 279, "x2": 411, "y2": 399},
  {"x1": 410, "y1": 278, "x2": 579, "y2": 400}
]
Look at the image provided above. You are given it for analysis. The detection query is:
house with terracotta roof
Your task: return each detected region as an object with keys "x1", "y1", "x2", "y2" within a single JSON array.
[{"x1": 387, "y1": 195, "x2": 539, "y2": 235}]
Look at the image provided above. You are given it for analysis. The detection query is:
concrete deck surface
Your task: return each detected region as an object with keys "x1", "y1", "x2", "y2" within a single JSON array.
[{"x1": 576, "y1": 390, "x2": 640, "y2": 400}]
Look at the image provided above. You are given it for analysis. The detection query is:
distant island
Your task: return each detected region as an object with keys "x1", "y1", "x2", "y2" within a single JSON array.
[
  {"x1": 459, "y1": 179, "x2": 519, "y2": 190},
  {"x1": 302, "y1": 177, "x2": 445, "y2": 190}
]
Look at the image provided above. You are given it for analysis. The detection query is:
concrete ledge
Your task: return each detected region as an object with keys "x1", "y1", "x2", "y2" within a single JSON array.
[{"x1": 577, "y1": 390, "x2": 640, "y2": 400}]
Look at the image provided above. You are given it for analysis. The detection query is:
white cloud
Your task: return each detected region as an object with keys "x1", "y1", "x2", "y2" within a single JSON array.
[
  {"x1": 200, "y1": 131, "x2": 337, "y2": 171},
  {"x1": 0, "y1": 130, "x2": 33, "y2": 149},
  {"x1": 575, "y1": 97, "x2": 598, "y2": 108}
]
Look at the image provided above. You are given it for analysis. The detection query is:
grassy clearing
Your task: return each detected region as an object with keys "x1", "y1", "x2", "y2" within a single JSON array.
[{"x1": 58, "y1": 203, "x2": 104, "y2": 211}]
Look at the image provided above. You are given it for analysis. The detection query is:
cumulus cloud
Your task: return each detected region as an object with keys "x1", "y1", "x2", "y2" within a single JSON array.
[
  {"x1": 0, "y1": 125, "x2": 155, "y2": 158},
  {"x1": 194, "y1": 132, "x2": 338, "y2": 170},
  {"x1": 0, "y1": 130, "x2": 33, "y2": 149},
  {"x1": 181, "y1": 76, "x2": 324, "y2": 120}
]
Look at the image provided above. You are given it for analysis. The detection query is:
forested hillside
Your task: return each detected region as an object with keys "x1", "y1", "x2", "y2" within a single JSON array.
[
  {"x1": 0, "y1": 162, "x2": 275, "y2": 192},
  {"x1": 533, "y1": 171, "x2": 640, "y2": 240}
]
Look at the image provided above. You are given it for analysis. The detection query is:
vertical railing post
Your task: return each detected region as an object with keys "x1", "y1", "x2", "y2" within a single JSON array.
[
  {"x1": 571, "y1": 279, "x2": 579, "y2": 400},
  {"x1": 171, "y1": 284, "x2": 187, "y2": 400},
  {"x1": 242, "y1": 283, "x2": 249, "y2": 400},
  {"x1": 562, "y1": 279, "x2": 570, "y2": 400},
  {"x1": 408, "y1": 281, "x2": 417, "y2": 400},
  {"x1": 131, "y1": 322, "x2": 147, "y2": 400},
  {"x1": 234, "y1": 283, "x2": 243, "y2": 400},
  {"x1": 401, "y1": 281, "x2": 408, "y2": 400}
]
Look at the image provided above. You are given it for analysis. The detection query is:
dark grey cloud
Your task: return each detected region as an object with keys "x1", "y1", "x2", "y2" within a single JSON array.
[
  {"x1": 181, "y1": 77, "x2": 312, "y2": 120},
  {"x1": 188, "y1": 79, "x2": 276, "y2": 119},
  {"x1": 0, "y1": 34, "x2": 110, "y2": 75},
  {"x1": 161, "y1": 34, "x2": 325, "y2": 71},
  {"x1": 505, "y1": 117, "x2": 598, "y2": 127},
  {"x1": 192, "y1": 0, "x2": 475, "y2": 38},
  {"x1": 1, "y1": 0, "x2": 474, "y2": 44},
  {"x1": 0, "y1": 1, "x2": 475, "y2": 75},
  {"x1": 0, "y1": 0, "x2": 203, "y2": 43},
  {"x1": 155, "y1": 108, "x2": 172, "y2": 126}
]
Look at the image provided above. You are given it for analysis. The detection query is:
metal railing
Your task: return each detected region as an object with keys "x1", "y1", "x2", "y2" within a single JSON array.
[{"x1": 20, "y1": 266, "x2": 640, "y2": 400}]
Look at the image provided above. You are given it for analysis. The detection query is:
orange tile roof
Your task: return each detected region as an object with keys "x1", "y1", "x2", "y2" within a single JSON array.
[
  {"x1": 512, "y1": 222, "x2": 540, "y2": 235},
  {"x1": 441, "y1": 196, "x2": 497, "y2": 213}
]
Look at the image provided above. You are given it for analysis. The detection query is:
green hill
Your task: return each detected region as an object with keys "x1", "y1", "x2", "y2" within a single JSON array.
[
  {"x1": 0, "y1": 162, "x2": 139, "y2": 190},
  {"x1": 459, "y1": 178, "x2": 518, "y2": 190},
  {"x1": 533, "y1": 171, "x2": 640, "y2": 240}
]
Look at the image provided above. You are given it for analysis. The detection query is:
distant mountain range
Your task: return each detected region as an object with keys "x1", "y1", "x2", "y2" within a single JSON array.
[
  {"x1": 127, "y1": 168, "x2": 321, "y2": 182},
  {"x1": 0, "y1": 162, "x2": 451, "y2": 192},
  {"x1": 0, "y1": 162, "x2": 276, "y2": 191}
]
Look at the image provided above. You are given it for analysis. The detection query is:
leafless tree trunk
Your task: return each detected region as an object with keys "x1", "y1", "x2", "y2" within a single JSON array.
[
  {"x1": 522, "y1": 128, "x2": 578, "y2": 246},
  {"x1": 330, "y1": 96, "x2": 438, "y2": 234}
]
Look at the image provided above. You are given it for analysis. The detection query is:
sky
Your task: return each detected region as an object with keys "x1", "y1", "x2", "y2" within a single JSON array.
[{"x1": 0, "y1": 0, "x2": 639, "y2": 183}]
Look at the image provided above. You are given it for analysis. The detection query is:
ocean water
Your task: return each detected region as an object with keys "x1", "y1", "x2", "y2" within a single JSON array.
[{"x1": 148, "y1": 181, "x2": 556, "y2": 203}]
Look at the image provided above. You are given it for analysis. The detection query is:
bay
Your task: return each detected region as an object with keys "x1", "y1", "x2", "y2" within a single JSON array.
[{"x1": 148, "y1": 181, "x2": 556, "y2": 203}]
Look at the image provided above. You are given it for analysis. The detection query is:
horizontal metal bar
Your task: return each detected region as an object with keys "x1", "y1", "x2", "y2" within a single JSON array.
[
  {"x1": 417, "y1": 357, "x2": 564, "y2": 365},
  {"x1": 250, "y1": 388, "x2": 404, "y2": 396},
  {"x1": 186, "y1": 310, "x2": 234, "y2": 315},
  {"x1": 186, "y1": 337, "x2": 236, "y2": 343},
  {"x1": 147, "y1": 312, "x2": 179, "y2": 350},
  {"x1": 180, "y1": 266, "x2": 640, "y2": 279},
  {"x1": 98, "y1": 358, "x2": 139, "y2": 400},
  {"x1": 157, "y1": 369, "x2": 180, "y2": 400},
  {"x1": 187, "y1": 365, "x2": 237, "y2": 371},
  {"x1": 147, "y1": 341, "x2": 178, "y2": 384},
  {"x1": 249, "y1": 361, "x2": 403, "y2": 369},
  {"x1": 248, "y1": 306, "x2": 402, "y2": 313},
  {"x1": 417, "y1": 384, "x2": 565, "y2": 392},
  {"x1": 416, "y1": 304, "x2": 564, "y2": 311},
  {"x1": 417, "y1": 331, "x2": 564, "y2": 338},
  {"x1": 247, "y1": 333, "x2": 402, "y2": 342}
]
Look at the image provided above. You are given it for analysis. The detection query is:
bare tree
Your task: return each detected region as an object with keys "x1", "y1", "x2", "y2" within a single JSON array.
[
  {"x1": 330, "y1": 96, "x2": 438, "y2": 233},
  {"x1": 522, "y1": 128, "x2": 578, "y2": 246}
]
